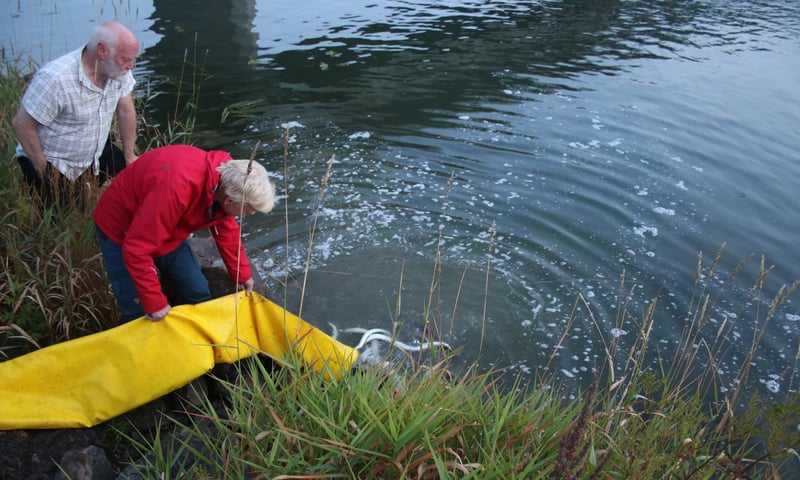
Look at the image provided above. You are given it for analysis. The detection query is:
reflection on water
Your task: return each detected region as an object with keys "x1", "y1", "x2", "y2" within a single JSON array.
[{"x1": 3, "y1": 0, "x2": 799, "y2": 399}]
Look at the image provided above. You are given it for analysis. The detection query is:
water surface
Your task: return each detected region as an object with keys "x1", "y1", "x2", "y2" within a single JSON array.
[{"x1": 3, "y1": 0, "x2": 799, "y2": 400}]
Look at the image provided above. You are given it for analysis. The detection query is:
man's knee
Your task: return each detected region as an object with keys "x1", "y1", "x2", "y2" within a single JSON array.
[{"x1": 181, "y1": 274, "x2": 212, "y2": 305}]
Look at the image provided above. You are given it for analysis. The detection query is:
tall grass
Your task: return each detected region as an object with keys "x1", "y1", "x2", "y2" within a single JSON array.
[
  {"x1": 0, "y1": 54, "x2": 199, "y2": 357},
  {"x1": 136, "y1": 44, "x2": 206, "y2": 150},
  {"x1": 124, "y1": 249, "x2": 800, "y2": 478},
  {"x1": 0, "y1": 58, "x2": 113, "y2": 353}
]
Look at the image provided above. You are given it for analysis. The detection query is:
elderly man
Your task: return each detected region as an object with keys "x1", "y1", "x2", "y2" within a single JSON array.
[
  {"x1": 94, "y1": 144, "x2": 275, "y2": 323},
  {"x1": 12, "y1": 21, "x2": 140, "y2": 202}
]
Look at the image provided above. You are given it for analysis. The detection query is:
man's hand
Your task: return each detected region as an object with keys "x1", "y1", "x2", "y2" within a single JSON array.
[
  {"x1": 145, "y1": 304, "x2": 171, "y2": 321},
  {"x1": 239, "y1": 278, "x2": 255, "y2": 296}
]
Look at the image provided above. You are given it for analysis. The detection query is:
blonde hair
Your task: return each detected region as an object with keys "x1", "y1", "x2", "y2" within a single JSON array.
[{"x1": 217, "y1": 160, "x2": 275, "y2": 213}]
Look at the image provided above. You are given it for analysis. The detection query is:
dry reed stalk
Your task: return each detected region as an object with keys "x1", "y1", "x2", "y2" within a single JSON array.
[
  {"x1": 479, "y1": 221, "x2": 495, "y2": 355},
  {"x1": 298, "y1": 154, "x2": 334, "y2": 318}
]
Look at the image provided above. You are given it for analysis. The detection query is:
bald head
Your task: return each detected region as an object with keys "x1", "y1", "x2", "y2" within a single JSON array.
[
  {"x1": 88, "y1": 21, "x2": 139, "y2": 55},
  {"x1": 86, "y1": 21, "x2": 139, "y2": 81}
]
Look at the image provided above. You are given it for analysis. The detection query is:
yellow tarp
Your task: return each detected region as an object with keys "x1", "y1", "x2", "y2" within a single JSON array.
[{"x1": 0, "y1": 292, "x2": 358, "y2": 430}]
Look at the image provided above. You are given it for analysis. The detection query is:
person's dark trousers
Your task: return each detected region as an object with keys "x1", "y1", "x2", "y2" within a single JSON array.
[
  {"x1": 96, "y1": 225, "x2": 212, "y2": 323},
  {"x1": 97, "y1": 134, "x2": 127, "y2": 184},
  {"x1": 16, "y1": 136, "x2": 127, "y2": 206}
]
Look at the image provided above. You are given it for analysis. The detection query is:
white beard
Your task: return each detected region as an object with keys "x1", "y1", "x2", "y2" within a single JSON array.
[{"x1": 99, "y1": 57, "x2": 125, "y2": 80}]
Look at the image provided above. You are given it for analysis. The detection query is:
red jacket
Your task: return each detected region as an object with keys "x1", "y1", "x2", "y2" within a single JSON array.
[{"x1": 94, "y1": 145, "x2": 252, "y2": 313}]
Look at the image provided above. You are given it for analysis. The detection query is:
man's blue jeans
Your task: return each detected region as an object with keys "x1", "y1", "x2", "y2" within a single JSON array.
[{"x1": 96, "y1": 225, "x2": 211, "y2": 323}]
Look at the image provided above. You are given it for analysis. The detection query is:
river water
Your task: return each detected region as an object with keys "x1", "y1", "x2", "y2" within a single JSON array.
[{"x1": 3, "y1": 0, "x2": 799, "y2": 400}]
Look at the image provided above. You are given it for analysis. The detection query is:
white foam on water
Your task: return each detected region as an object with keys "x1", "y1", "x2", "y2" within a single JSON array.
[
  {"x1": 633, "y1": 225, "x2": 659, "y2": 238},
  {"x1": 348, "y1": 131, "x2": 371, "y2": 140},
  {"x1": 611, "y1": 328, "x2": 628, "y2": 338},
  {"x1": 763, "y1": 377, "x2": 780, "y2": 394},
  {"x1": 256, "y1": 93, "x2": 798, "y2": 400},
  {"x1": 280, "y1": 121, "x2": 306, "y2": 129},
  {"x1": 653, "y1": 206, "x2": 675, "y2": 216}
]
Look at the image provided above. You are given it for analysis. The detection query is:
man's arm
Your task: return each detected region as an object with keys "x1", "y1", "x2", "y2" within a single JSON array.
[
  {"x1": 210, "y1": 216, "x2": 254, "y2": 289},
  {"x1": 11, "y1": 108, "x2": 47, "y2": 176},
  {"x1": 116, "y1": 94, "x2": 137, "y2": 165}
]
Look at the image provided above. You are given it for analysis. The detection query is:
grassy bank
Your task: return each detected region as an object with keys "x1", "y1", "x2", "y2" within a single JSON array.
[
  {"x1": 0, "y1": 54, "x2": 201, "y2": 353},
  {"x1": 0, "y1": 60, "x2": 113, "y2": 351},
  {"x1": 125, "y1": 252, "x2": 800, "y2": 479},
  {"x1": 1, "y1": 59, "x2": 799, "y2": 478}
]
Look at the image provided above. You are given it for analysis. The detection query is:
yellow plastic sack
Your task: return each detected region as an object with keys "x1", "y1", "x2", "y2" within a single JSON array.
[{"x1": 0, "y1": 292, "x2": 358, "y2": 430}]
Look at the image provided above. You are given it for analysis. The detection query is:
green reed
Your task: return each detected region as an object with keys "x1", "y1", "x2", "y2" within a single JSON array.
[{"x1": 122, "y1": 247, "x2": 798, "y2": 479}]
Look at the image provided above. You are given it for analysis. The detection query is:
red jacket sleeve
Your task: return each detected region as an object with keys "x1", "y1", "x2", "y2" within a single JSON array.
[
  {"x1": 122, "y1": 187, "x2": 189, "y2": 314},
  {"x1": 210, "y1": 216, "x2": 253, "y2": 285}
]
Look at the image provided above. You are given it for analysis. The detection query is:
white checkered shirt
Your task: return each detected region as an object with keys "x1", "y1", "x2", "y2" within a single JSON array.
[{"x1": 15, "y1": 47, "x2": 136, "y2": 180}]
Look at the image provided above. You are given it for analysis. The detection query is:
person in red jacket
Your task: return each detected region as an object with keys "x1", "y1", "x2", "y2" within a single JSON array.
[{"x1": 94, "y1": 144, "x2": 275, "y2": 322}]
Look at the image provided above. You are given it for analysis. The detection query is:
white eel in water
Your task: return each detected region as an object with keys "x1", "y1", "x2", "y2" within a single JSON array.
[{"x1": 330, "y1": 325, "x2": 452, "y2": 353}]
